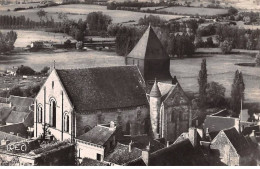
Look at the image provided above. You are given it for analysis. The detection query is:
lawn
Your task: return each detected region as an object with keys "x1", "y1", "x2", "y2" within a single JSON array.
[
  {"x1": 0, "y1": 4, "x2": 185, "y2": 23},
  {"x1": 158, "y1": 6, "x2": 228, "y2": 16}
]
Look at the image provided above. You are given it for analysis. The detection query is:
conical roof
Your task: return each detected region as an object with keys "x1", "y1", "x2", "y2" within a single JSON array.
[
  {"x1": 127, "y1": 25, "x2": 169, "y2": 59},
  {"x1": 150, "y1": 80, "x2": 161, "y2": 97}
]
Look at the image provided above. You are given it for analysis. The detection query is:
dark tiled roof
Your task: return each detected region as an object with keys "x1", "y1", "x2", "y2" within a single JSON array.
[
  {"x1": 118, "y1": 135, "x2": 165, "y2": 153},
  {"x1": 80, "y1": 158, "x2": 109, "y2": 166},
  {"x1": 56, "y1": 66, "x2": 148, "y2": 113},
  {"x1": 23, "y1": 111, "x2": 34, "y2": 127},
  {"x1": 0, "y1": 131, "x2": 25, "y2": 142},
  {"x1": 126, "y1": 139, "x2": 208, "y2": 166},
  {"x1": 0, "y1": 107, "x2": 12, "y2": 122},
  {"x1": 223, "y1": 127, "x2": 250, "y2": 157},
  {"x1": 104, "y1": 143, "x2": 142, "y2": 165},
  {"x1": 204, "y1": 115, "x2": 237, "y2": 133},
  {"x1": 127, "y1": 25, "x2": 169, "y2": 60},
  {"x1": 9, "y1": 95, "x2": 34, "y2": 111},
  {"x1": 242, "y1": 125, "x2": 260, "y2": 136},
  {"x1": 76, "y1": 125, "x2": 116, "y2": 146},
  {"x1": 149, "y1": 81, "x2": 161, "y2": 97},
  {"x1": 5, "y1": 111, "x2": 30, "y2": 124}
]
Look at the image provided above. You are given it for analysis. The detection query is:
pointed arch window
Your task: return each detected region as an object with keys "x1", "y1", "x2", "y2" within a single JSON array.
[
  {"x1": 49, "y1": 99, "x2": 57, "y2": 128},
  {"x1": 64, "y1": 113, "x2": 69, "y2": 133}
]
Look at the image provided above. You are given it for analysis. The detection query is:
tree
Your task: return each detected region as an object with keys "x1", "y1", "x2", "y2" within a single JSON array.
[
  {"x1": 0, "y1": 30, "x2": 17, "y2": 53},
  {"x1": 230, "y1": 70, "x2": 245, "y2": 116},
  {"x1": 40, "y1": 66, "x2": 50, "y2": 74},
  {"x1": 16, "y1": 65, "x2": 35, "y2": 75},
  {"x1": 8, "y1": 86, "x2": 23, "y2": 97},
  {"x1": 220, "y1": 40, "x2": 232, "y2": 54},
  {"x1": 86, "y1": 12, "x2": 112, "y2": 32},
  {"x1": 198, "y1": 58, "x2": 207, "y2": 107},
  {"x1": 255, "y1": 52, "x2": 260, "y2": 66},
  {"x1": 37, "y1": 9, "x2": 47, "y2": 23},
  {"x1": 228, "y1": 7, "x2": 238, "y2": 15},
  {"x1": 206, "y1": 81, "x2": 226, "y2": 108}
]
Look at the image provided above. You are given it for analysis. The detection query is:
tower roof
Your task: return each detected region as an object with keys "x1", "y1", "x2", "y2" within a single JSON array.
[
  {"x1": 127, "y1": 25, "x2": 169, "y2": 60},
  {"x1": 150, "y1": 80, "x2": 161, "y2": 97}
]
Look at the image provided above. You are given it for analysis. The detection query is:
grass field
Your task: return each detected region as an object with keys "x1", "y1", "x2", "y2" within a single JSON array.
[
  {"x1": 0, "y1": 4, "x2": 185, "y2": 23},
  {"x1": 158, "y1": 6, "x2": 228, "y2": 16}
]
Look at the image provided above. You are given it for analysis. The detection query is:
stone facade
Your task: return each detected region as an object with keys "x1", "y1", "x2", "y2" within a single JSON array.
[{"x1": 34, "y1": 69, "x2": 149, "y2": 142}]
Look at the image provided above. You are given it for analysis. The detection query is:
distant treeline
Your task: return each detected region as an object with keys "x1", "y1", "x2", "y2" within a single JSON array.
[{"x1": 0, "y1": 15, "x2": 57, "y2": 29}]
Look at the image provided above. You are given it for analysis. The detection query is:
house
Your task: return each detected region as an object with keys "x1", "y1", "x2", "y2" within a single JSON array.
[
  {"x1": 203, "y1": 110, "x2": 240, "y2": 139},
  {"x1": 0, "y1": 140, "x2": 75, "y2": 166},
  {"x1": 125, "y1": 139, "x2": 208, "y2": 166},
  {"x1": 76, "y1": 122, "x2": 117, "y2": 162},
  {"x1": 34, "y1": 66, "x2": 150, "y2": 142},
  {"x1": 125, "y1": 25, "x2": 174, "y2": 87},
  {"x1": 6, "y1": 67, "x2": 18, "y2": 76},
  {"x1": 149, "y1": 81, "x2": 192, "y2": 141},
  {"x1": 210, "y1": 127, "x2": 254, "y2": 166}
]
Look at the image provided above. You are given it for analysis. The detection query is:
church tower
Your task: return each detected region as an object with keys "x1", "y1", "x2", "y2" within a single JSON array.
[
  {"x1": 149, "y1": 80, "x2": 161, "y2": 139},
  {"x1": 125, "y1": 25, "x2": 173, "y2": 88}
]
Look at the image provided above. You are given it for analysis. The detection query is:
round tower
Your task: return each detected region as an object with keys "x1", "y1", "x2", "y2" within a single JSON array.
[{"x1": 149, "y1": 80, "x2": 161, "y2": 139}]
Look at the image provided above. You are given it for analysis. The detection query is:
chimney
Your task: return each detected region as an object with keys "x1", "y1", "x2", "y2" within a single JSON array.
[
  {"x1": 206, "y1": 128, "x2": 211, "y2": 141},
  {"x1": 17, "y1": 133, "x2": 20, "y2": 137},
  {"x1": 166, "y1": 141, "x2": 170, "y2": 147},
  {"x1": 110, "y1": 121, "x2": 115, "y2": 128},
  {"x1": 189, "y1": 128, "x2": 198, "y2": 147},
  {"x1": 142, "y1": 143, "x2": 150, "y2": 166},
  {"x1": 252, "y1": 130, "x2": 256, "y2": 137},
  {"x1": 1, "y1": 138, "x2": 10, "y2": 146},
  {"x1": 129, "y1": 140, "x2": 133, "y2": 152}
]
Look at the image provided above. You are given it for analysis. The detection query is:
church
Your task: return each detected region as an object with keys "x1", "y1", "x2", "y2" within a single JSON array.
[{"x1": 33, "y1": 25, "x2": 191, "y2": 143}]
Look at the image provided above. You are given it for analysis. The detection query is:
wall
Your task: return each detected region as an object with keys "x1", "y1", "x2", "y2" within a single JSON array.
[
  {"x1": 210, "y1": 131, "x2": 240, "y2": 166},
  {"x1": 160, "y1": 85, "x2": 190, "y2": 141},
  {"x1": 76, "y1": 140, "x2": 105, "y2": 161},
  {"x1": 75, "y1": 106, "x2": 149, "y2": 137},
  {"x1": 34, "y1": 70, "x2": 73, "y2": 141}
]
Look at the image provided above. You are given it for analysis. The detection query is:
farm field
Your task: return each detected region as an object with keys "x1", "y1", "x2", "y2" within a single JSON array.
[
  {"x1": 0, "y1": 4, "x2": 185, "y2": 23},
  {"x1": 1, "y1": 30, "x2": 76, "y2": 48},
  {"x1": 158, "y1": 6, "x2": 228, "y2": 16},
  {"x1": 0, "y1": 3, "x2": 42, "y2": 11}
]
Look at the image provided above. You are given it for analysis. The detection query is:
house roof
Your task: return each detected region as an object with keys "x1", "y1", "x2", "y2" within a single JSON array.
[
  {"x1": 5, "y1": 111, "x2": 30, "y2": 124},
  {"x1": 76, "y1": 125, "x2": 116, "y2": 146},
  {"x1": 126, "y1": 139, "x2": 208, "y2": 166},
  {"x1": 23, "y1": 111, "x2": 34, "y2": 127},
  {"x1": 157, "y1": 82, "x2": 175, "y2": 99},
  {"x1": 9, "y1": 95, "x2": 34, "y2": 111},
  {"x1": 80, "y1": 158, "x2": 109, "y2": 166},
  {"x1": 223, "y1": 127, "x2": 250, "y2": 157},
  {"x1": 127, "y1": 25, "x2": 169, "y2": 60},
  {"x1": 56, "y1": 66, "x2": 148, "y2": 113},
  {"x1": 242, "y1": 125, "x2": 260, "y2": 136},
  {"x1": 204, "y1": 115, "x2": 238, "y2": 133},
  {"x1": 118, "y1": 135, "x2": 165, "y2": 153},
  {"x1": 0, "y1": 107, "x2": 12, "y2": 122},
  {"x1": 104, "y1": 143, "x2": 142, "y2": 165},
  {"x1": 149, "y1": 81, "x2": 161, "y2": 97},
  {"x1": 0, "y1": 131, "x2": 25, "y2": 143}
]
